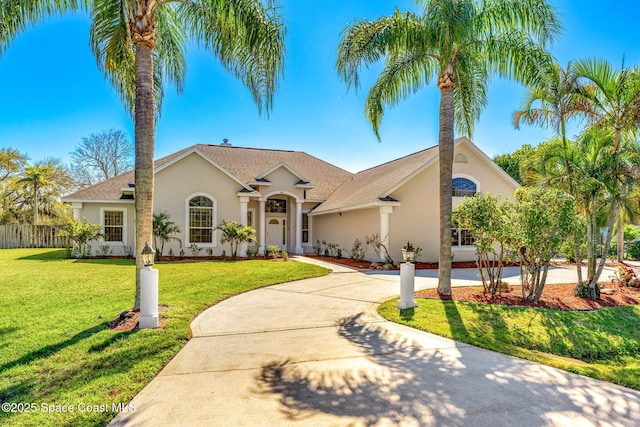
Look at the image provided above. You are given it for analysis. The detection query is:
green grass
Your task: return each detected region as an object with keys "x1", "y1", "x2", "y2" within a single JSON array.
[
  {"x1": 379, "y1": 297, "x2": 640, "y2": 390},
  {"x1": 0, "y1": 248, "x2": 329, "y2": 427}
]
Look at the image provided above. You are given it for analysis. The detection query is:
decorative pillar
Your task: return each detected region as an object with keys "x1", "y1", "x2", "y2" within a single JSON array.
[
  {"x1": 379, "y1": 206, "x2": 393, "y2": 262},
  {"x1": 258, "y1": 199, "x2": 266, "y2": 255},
  {"x1": 294, "y1": 201, "x2": 303, "y2": 254},
  {"x1": 239, "y1": 196, "x2": 249, "y2": 256},
  {"x1": 72, "y1": 202, "x2": 83, "y2": 221}
]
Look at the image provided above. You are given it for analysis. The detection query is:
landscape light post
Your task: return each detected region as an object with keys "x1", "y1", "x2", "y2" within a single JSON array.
[
  {"x1": 398, "y1": 241, "x2": 418, "y2": 309},
  {"x1": 139, "y1": 242, "x2": 159, "y2": 328}
]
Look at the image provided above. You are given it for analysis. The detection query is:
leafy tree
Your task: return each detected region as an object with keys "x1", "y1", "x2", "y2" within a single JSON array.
[
  {"x1": 60, "y1": 218, "x2": 104, "y2": 258},
  {"x1": 336, "y1": 0, "x2": 560, "y2": 295},
  {"x1": 453, "y1": 193, "x2": 512, "y2": 296},
  {"x1": 153, "y1": 211, "x2": 182, "y2": 261},
  {"x1": 511, "y1": 187, "x2": 580, "y2": 302},
  {"x1": 493, "y1": 144, "x2": 536, "y2": 185},
  {"x1": 89, "y1": 0, "x2": 285, "y2": 310},
  {"x1": 216, "y1": 220, "x2": 257, "y2": 260},
  {"x1": 70, "y1": 128, "x2": 133, "y2": 188}
]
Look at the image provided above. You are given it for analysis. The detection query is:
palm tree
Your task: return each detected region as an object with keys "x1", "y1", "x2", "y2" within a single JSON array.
[
  {"x1": 153, "y1": 211, "x2": 181, "y2": 261},
  {"x1": 336, "y1": 0, "x2": 560, "y2": 295},
  {"x1": 513, "y1": 61, "x2": 587, "y2": 283},
  {"x1": 216, "y1": 220, "x2": 257, "y2": 260},
  {"x1": 18, "y1": 166, "x2": 55, "y2": 225},
  {"x1": 523, "y1": 127, "x2": 640, "y2": 297},
  {"x1": 90, "y1": 0, "x2": 285, "y2": 309},
  {"x1": 0, "y1": 1, "x2": 87, "y2": 54},
  {"x1": 572, "y1": 58, "x2": 640, "y2": 262}
]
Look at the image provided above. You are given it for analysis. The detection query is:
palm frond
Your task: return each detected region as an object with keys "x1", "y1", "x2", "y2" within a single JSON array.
[
  {"x1": 364, "y1": 51, "x2": 437, "y2": 139},
  {"x1": 177, "y1": 0, "x2": 285, "y2": 116}
]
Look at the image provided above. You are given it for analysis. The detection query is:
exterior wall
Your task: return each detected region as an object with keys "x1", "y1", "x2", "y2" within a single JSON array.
[
  {"x1": 153, "y1": 153, "x2": 244, "y2": 257},
  {"x1": 388, "y1": 143, "x2": 518, "y2": 263},
  {"x1": 78, "y1": 202, "x2": 135, "y2": 256},
  {"x1": 312, "y1": 208, "x2": 380, "y2": 260}
]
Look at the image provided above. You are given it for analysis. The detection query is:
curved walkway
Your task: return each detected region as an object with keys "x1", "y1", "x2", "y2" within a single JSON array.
[{"x1": 109, "y1": 258, "x2": 640, "y2": 426}]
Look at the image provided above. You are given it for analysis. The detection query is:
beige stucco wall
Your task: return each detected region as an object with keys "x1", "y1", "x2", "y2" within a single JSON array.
[
  {"x1": 311, "y1": 207, "x2": 381, "y2": 259},
  {"x1": 77, "y1": 202, "x2": 135, "y2": 256},
  {"x1": 388, "y1": 143, "x2": 518, "y2": 262},
  {"x1": 153, "y1": 152, "x2": 245, "y2": 256},
  {"x1": 312, "y1": 141, "x2": 519, "y2": 263}
]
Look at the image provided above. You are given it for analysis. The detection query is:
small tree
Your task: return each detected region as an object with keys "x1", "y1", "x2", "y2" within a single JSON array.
[
  {"x1": 153, "y1": 212, "x2": 182, "y2": 261},
  {"x1": 364, "y1": 233, "x2": 393, "y2": 264},
  {"x1": 454, "y1": 193, "x2": 512, "y2": 296},
  {"x1": 61, "y1": 218, "x2": 104, "y2": 258},
  {"x1": 511, "y1": 187, "x2": 581, "y2": 302},
  {"x1": 216, "y1": 220, "x2": 257, "y2": 260}
]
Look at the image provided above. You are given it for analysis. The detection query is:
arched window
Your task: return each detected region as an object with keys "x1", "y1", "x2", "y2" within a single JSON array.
[
  {"x1": 452, "y1": 177, "x2": 477, "y2": 197},
  {"x1": 188, "y1": 195, "x2": 214, "y2": 244}
]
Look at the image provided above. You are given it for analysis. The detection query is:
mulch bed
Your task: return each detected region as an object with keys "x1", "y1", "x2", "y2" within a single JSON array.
[
  {"x1": 109, "y1": 306, "x2": 167, "y2": 331},
  {"x1": 416, "y1": 284, "x2": 640, "y2": 310},
  {"x1": 306, "y1": 255, "x2": 485, "y2": 270}
]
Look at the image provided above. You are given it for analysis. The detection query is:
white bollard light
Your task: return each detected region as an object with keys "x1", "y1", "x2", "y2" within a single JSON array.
[
  {"x1": 397, "y1": 262, "x2": 417, "y2": 309},
  {"x1": 139, "y1": 242, "x2": 158, "y2": 329},
  {"x1": 140, "y1": 267, "x2": 159, "y2": 328}
]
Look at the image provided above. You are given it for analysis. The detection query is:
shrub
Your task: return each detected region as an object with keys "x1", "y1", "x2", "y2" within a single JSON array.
[
  {"x1": 627, "y1": 242, "x2": 640, "y2": 261},
  {"x1": 189, "y1": 243, "x2": 202, "y2": 257},
  {"x1": 350, "y1": 239, "x2": 366, "y2": 261},
  {"x1": 268, "y1": 244, "x2": 281, "y2": 259},
  {"x1": 282, "y1": 250, "x2": 289, "y2": 261},
  {"x1": 312, "y1": 240, "x2": 324, "y2": 256},
  {"x1": 96, "y1": 243, "x2": 112, "y2": 258}
]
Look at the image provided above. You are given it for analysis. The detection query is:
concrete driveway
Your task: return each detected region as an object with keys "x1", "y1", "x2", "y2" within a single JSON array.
[{"x1": 109, "y1": 258, "x2": 639, "y2": 426}]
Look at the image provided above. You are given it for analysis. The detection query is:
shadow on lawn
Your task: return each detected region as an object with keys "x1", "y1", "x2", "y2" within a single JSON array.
[{"x1": 0, "y1": 322, "x2": 112, "y2": 375}]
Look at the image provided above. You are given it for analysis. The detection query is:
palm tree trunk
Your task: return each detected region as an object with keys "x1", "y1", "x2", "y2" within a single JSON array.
[
  {"x1": 133, "y1": 41, "x2": 156, "y2": 310},
  {"x1": 617, "y1": 211, "x2": 624, "y2": 262},
  {"x1": 437, "y1": 81, "x2": 455, "y2": 296}
]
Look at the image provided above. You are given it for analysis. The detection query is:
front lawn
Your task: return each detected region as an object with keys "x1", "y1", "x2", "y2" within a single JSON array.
[
  {"x1": 0, "y1": 248, "x2": 329, "y2": 427},
  {"x1": 379, "y1": 297, "x2": 640, "y2": 391}
]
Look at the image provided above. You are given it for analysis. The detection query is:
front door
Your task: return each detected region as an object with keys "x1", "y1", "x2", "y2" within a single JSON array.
[{"x1": 266, "y1": 217, "x2": 286, "y2": 250}]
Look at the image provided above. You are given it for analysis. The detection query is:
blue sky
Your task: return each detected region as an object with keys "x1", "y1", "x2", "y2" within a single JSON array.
[{"x1": 1, "y1": 0, "x2": 639, "y2": 173}]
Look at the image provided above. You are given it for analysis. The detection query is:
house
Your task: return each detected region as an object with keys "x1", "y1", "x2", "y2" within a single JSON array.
[{"x1": 62, "y1": 137, "x2": 519, "y2": 262}]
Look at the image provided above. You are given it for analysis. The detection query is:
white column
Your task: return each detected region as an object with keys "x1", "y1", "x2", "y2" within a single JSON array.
[
  {"x1": 239, "y1": 196, "x2": 249, "y2": 256},
  {"x1": 72, "y1": 202, "x2": 83, "y2": 221},
  {"x1": 258, "y1": 199, "x2": 266, "y2": 255},
  {"x1": 379, "y1": 206, "x2": 393, "y2": 262},
  {"x1": 294, "y1": 201, "x2": 303, "y2": 254},
  {"x1": 397, "y1": 262, "x2": 417, "y2": 309}
]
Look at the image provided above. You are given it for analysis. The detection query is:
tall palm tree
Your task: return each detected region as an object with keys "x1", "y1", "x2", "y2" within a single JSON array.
[
  {"x1": 513, "y1": 61, "x2": 587, "y2": 283},
  {"x1": 18, "y1": 166, "x2": 55, "y2": 225},
  {"x1": 90, "y1": 0, "x2": 285, "y2": 309},
  {"x1": 573, "y1": 58, "x2": 640, "y2": 262},
  {"x1": 336, "y1": 0, "x2": 560, "y2": 295},
  {"x1": 523, "y1": 127, "x2": 640, "y2": 297}
]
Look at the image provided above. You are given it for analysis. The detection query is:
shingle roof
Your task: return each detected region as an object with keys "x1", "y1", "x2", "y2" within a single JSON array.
[
  {"x1": 63, "y1": 144, "x2": 353, "y2": 201},
  {"x1": 311, "y1": 145, "x2": 439, "y2": 214}
]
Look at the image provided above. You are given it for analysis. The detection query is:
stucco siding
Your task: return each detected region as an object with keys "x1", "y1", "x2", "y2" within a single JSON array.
[
  {"x1": 154, "y1": 152, "x2": 244, "y2": 256},
  {"x1": 312, "y1": 208, "x2": 380, "y2": 259},
  {"x1": 79, "y1": 202, "x2": 135, "y2": 256}
]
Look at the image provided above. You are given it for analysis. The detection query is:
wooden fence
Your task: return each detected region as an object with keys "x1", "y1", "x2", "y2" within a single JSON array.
[{"x1": 0, "y1": 225, "x2": 68, "y2": 249}]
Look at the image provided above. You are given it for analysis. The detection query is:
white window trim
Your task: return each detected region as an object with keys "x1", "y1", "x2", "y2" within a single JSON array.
[
  {"x1": 185, "y1": 192, "x2": 217, "y2": 247},
  {"x1": 451, "y1": 222, "x2": 475, "y2": 248},
  {"x1": 100, "y1": 207, "x2": 127, "y2": 245},
  {"x1": 452, "y1": 174, "x2": 480, "y2": 198}
]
